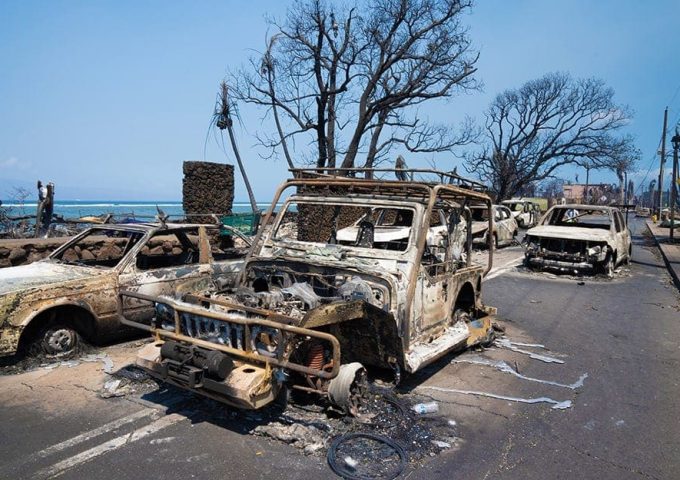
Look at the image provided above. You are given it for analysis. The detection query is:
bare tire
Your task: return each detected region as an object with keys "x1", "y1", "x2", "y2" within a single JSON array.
[
  {"x1": 328, "y1": 362, "x2": 367, "y2": 416},
  {"x1": 34, "y1": 323, "x2": 81, "y2": 356}
]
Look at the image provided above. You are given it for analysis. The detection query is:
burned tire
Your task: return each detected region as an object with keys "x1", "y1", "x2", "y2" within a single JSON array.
[
  {"x1": 33, "y1": 323, "x2": 82, "y2": 356},
  {"x1": 328, "y1": 362, "x2": 367, "y2": 416}
]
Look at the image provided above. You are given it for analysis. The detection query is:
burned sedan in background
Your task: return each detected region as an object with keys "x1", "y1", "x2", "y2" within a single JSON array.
[
  {"x1": 524, "y1": 205, "x2": 631, "y2": 276},
  {"x1": 120, "y1": 172, "x2": 498, "y2": 414},
  {"x1": 0, "y1": 223, "x2": 247, "y2": 357},
  {"x1": 501, "y1": 199, "x2": 541, "y2": 228},
  {"x1": 470, "y1": 204, "x2": 518, "y2": 248}
]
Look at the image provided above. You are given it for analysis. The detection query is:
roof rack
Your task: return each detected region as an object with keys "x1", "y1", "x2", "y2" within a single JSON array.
[{"x1": 289, "y1": 167, "x2": 487, "y2": 192}]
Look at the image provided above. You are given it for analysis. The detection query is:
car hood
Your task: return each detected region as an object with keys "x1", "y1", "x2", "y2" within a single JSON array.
[
  {"x1": 471, "y1": 221, "x2": 490, "y2": 235},
  {"x1": 526, "y1": 225, "x2": 612, "y2": 243},
  {"x1": 0, "y1": 261, "x2": 103, "y2": 296}
]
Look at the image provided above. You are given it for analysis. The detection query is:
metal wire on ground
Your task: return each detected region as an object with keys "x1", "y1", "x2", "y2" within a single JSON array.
[{"x1": 327, "y1": 432, "x2": 407, "y2": 480}]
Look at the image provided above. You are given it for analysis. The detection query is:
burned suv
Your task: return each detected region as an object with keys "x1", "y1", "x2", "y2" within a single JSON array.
[
  {"x1": 120, "y1": 172, "x2": 497, "y2": 413},
  {"x1": 524, "y1": 204, "x2": 632, "y2": 276}
]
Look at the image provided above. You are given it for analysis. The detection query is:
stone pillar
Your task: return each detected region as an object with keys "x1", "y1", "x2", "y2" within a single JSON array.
[{"x1": 182, "y1": 161, "x2": 234, "y2": 221}]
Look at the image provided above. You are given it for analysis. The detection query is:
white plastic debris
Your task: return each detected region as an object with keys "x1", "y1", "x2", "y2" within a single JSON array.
[
  {"x1": 431, "y1": 440, "x2": 451, "y2": 449},
  {"x1": 494, "y1": 338, "x2": 564, "y2": 364},
  {"x1": 412, "y1": 401, "x2": 439, "y2": 414},
  {"x1": 454, "y1": 357, "x2": 587, "y2": 390},
  {"x1": 344, "y1": 456, "x2": 358, "y2": 469},
  {"x1": 82, "y1": 353, "x2": 114, "y2": 374},
  {"x1": 416, "y1": 385, "x2": 573, "y2": 410}
]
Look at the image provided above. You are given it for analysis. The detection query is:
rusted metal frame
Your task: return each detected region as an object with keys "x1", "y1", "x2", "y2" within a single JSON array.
[
  {"x1": 403, "y1": 186, "x2": 438, "y2": 351},
  {"x1": 183, "y1": 293, "x2": 296, "y2": 325},
  {"x1": 237, "y1": 179, "x2": 293, "y2": 284},
  {"x1": 287, "y1": 177, "x2": 491, "y2": 202},
  {"x1": 289, "y1": 167, "x2": 486, "y2": 189},
  {"x1": 117, "y1": 291, "x2": 341, "y2": 379},
  {"x1": 291, "y1": 384, "x2": 328, "y2": 395},
  {"x1": 486, "y1": 200, "x2": 494, "y2": 276}
]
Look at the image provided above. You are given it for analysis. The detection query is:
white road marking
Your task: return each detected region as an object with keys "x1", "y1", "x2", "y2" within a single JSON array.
[
  {"x1": 37, "y1": 408, "x2": 157, "y2": 458},
  {"x1": 485, "y1": 254, "x2": 525, "y2": 280},
  {"x1": 35, "y1": 413, "x2": 184, "y2": 479},
  {"x1": 3, "y1": 408, "x2": 158, "y2": 475}
]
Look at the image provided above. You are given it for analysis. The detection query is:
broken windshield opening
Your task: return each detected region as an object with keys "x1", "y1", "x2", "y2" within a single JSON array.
[
  {"x1": 273, "y1": 201, "x2": 415, "y2": 252},
  {"x1": 546, "y1": 208, "x2": 611, "y2": 230},
  {"x1": 52, "y1": 229, "x2": 144, "y2": 268},
  {"x1": 504, "y1": 203, "x2": 524, "y2": 212},
  {"x1": 470, "y1": 207, "x2": 490, "y2": 222}
]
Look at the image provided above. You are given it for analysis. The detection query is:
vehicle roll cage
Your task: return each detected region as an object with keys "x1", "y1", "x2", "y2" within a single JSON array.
[{"x1": 241, "y1": 174, "x2": 494, "y2": 348}]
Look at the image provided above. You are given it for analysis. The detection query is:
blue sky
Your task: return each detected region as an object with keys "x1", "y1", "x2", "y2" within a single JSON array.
[{"x1": 1, "y1": 0, "x2": 679, "y2": 201}]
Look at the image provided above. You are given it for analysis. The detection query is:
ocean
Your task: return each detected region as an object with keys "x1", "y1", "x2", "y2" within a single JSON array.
[{"x1": 0, "y1": 200, "x2": 272, "y2": 221}]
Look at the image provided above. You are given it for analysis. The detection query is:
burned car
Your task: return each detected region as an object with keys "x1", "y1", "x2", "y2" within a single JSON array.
[
  {"x1": 501, "y1": 199, "x2": 541, "y2": 228},
  {"x1": 120, "y1": 172, "x2": 498, "y2": 413},
  {"x1": 470, "y1": 204, "x2": 518, "y2": 248},
  {"x1": 524, "y1": 205, "x2": 632, "y2": 276},
  {"x1": 0, "y1": 223, "x2": 247, "y2": 357}
]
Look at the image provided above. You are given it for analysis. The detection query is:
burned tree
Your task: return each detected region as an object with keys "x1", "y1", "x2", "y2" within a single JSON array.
[
  {"x1": 465, "y1": 72, "x2": 637, "y2": 200},
  {"x1": 213, "y1": 82, "x2": 259, "y2": 213},
  {"x1": 231, "y1": 0, "x2": 479, "y2": 173}
]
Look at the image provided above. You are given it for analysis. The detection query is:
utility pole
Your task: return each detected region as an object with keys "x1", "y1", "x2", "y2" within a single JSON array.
[
  {"x1": 657, "y1": 107, "x2": 668, "y2": 216},
  {"x1": 671, "y1": 127, "x2": 679, "y2": 242}
]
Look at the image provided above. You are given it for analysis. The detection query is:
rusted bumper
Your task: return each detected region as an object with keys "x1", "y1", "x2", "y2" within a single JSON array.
[{"x1": 118, "y1": 290, "x2": 341, "y2": 409}]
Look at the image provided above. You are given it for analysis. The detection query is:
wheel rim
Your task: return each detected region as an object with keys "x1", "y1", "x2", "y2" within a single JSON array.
[{"x1": 45, "y1": 328, "x2": 76, "y2": 353}]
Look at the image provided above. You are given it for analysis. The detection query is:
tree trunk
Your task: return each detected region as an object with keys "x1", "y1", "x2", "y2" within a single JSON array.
[
  {"x1": 226, "y1": 123, "x2": 259, "y2": 213},
  {"x1": 267, "y1": 69, "x2": 295, "y2": 171}
]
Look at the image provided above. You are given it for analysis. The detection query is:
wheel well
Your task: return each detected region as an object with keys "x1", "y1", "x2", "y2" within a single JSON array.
[
  {"x1": 18, "y1": 305, "x2": 96, "y2": 351},
  {"x1": 454, "y1": 282, "x2": 476, "y2": 312}
]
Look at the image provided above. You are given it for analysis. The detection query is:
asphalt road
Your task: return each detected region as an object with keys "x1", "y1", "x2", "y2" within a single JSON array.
[{"x1": 1, "y1": 218, "x2": 678, "y2": 479}]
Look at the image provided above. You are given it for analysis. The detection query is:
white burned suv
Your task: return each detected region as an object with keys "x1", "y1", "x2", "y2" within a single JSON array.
[
  {"x1": 121, "y1": 172, "x2": 499, "y2": 414},
  {"x1": 524, "y1": 205, "x2": 632, "y2": 276}
]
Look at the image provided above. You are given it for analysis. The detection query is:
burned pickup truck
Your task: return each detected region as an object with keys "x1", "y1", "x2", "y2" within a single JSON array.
[
  {"x1": 524, "y1": 205, "x2": 632, "y2": 276},
  {"x1": 120, "y1": 171, "x2": 498, "y2": 413}
]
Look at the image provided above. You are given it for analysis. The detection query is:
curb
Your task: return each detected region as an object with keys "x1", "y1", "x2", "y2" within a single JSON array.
[{"x1": 646, "y1": 222, "x2": 680, "y2": 291}]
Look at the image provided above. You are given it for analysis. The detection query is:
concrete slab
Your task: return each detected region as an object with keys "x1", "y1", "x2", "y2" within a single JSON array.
[{"x1": 646, "y1": 219, "x2": 680, "y2": 290}]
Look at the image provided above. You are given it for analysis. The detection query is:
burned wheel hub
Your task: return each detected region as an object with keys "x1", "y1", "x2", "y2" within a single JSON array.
[{"x1": 44, "y1": 327, "x2": 77, "y2": 354}]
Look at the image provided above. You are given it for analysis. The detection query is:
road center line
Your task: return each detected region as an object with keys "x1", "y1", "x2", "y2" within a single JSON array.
[
  {"x1": 486, "y1": 254, "x2": 525, "y2": 280},
  {"x1": 34, "y1": 413, "x2": 184, "y2": 480}
]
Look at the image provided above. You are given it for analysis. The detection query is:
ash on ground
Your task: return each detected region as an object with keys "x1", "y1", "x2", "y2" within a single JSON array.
[{"x1": 250, "y1": 386, "x2": 460, "y2": 464}]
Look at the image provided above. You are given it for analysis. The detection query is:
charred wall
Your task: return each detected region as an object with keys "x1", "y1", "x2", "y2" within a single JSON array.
[{"x1": 182, "y1": 161, "x2": 234, "y2": 220}]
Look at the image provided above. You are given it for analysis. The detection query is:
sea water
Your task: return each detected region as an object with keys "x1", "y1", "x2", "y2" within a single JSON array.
[{"x1": 0, "y1": 200, "x2": 273, "y2": 220}]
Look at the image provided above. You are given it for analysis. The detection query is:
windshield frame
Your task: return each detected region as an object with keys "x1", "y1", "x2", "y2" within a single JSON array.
[
  {"x1": 541, "y1": 207, "x2": 614, "y2": 231},
  {"x1": 261, "y1": 195, "x2": 424, "y2": 261}
]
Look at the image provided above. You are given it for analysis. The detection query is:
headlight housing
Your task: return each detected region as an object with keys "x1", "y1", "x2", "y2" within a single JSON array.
[
  {"x1": 587, "y1": 246, "x2": 602, "y2": 256},
  {"x1": 525, "y1": 237, "x2": 538, "y2": 251}
]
